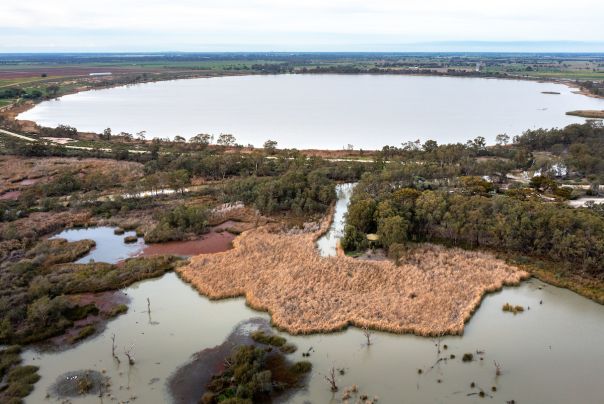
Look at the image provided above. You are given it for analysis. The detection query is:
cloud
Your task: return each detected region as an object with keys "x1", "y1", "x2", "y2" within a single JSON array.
[{"x1": 1, "y1": 0, "x2": 603, "y2": 51}]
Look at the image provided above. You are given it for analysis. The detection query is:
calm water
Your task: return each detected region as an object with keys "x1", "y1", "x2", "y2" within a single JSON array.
[
  {"x1": 19, "y1": 75, "x2": 604, "y2": 149},
  {"x1": 24, "y1": 188, "x2": 604, "y2": 403},
  {"x1": 316, "y1": 183, "x2": 355, "y2": 256},
  {"x1": 51, "y1": 227, "x2": 144, "y2": 264}
]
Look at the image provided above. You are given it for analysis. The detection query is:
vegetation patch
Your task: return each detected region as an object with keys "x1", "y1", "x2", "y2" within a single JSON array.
[
  {"x1": 0, "y1": 255, "x2": 179, "y2": 345},
  {"x1": 502, "y1": 303, "x2": 525, "y2": 314},
  {"x1": 200, "y1": 344, "x2": 311, "y2": 404},
  {"x1": 144, "y1": 204, "x2": 209, "y2": 243},
  {"x1": 49, "y1": 370, "x2": 108, "y2": 399},
  {"x1": 178, "y1": 214, "x2": 526, "y2": 336},
  {"x1": 0, "y1": 346, "x2": 40, "y2": 404},
  {"x1": 25, "y1": 238, "x2": 95, "y2": 266}
]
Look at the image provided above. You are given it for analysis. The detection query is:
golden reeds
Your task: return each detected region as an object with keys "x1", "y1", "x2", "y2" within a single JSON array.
[{"x1": 177, "y1": 215, "x2": 528, "y2": 336}]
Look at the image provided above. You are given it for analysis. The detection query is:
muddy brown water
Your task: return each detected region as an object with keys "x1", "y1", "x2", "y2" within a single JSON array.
[{"x1": 24, "y1": 190, "x2": 604, "y2": 404}]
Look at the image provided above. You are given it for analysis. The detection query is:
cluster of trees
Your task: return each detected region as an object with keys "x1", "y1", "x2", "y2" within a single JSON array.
[
  {"x1": 579, "y1": 80, "x2": 604, "y2": 97},
  {"x1": 144, "y1": 204, "x2": 209, "y2": 243},
  {"x1": 223, "y1": 169, "x2": 336, "y2": 215},
  {"x1": 513, "y1": 122, "x2": 604, "y2": 180},
  {"x1": 342, "y1": 176, "x2": 604, "y2": 278},
  {"x1": 0, "y1": 87, "x2": 43, "y2": 100}
]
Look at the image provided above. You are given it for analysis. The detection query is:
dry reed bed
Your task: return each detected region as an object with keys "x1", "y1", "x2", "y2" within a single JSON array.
[{"x1": 178, "y1": 218, "x2": 528, "y2": 336}]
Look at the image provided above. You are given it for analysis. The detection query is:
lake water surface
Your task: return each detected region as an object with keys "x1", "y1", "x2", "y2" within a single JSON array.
[
  {"x1": 24, "y1": 187, "x2": 604, "y2": 403},
  {"x1": 19, "y1": 74, "x2": 604, "y2": 149}
]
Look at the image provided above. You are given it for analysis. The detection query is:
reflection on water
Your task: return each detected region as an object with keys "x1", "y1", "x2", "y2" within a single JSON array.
[
  {"x1": 52, "y1": 224, "x2": 236, "y2": 264},
  {"x1": 28, "y1": 188, "x2": 604, "y2": 404},
  {"x1": 51, "y1": 227, "x2": 144, "y2": 264},
  {"x1": 317, "y1": 183, "x2": 356, "y2": 257},
  {"x1": 23, "y1": 275, "x2": 604, "y2": 403},
  {"x1": 18, "y1": 74, "x2": 604, "y2": 149}
]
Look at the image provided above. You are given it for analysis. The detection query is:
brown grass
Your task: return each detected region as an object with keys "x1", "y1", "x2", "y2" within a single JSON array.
[
  {"x1": 566, "y1": 110, "x2": 604, "y2": 119},
  {"x1": 0, "y1": 155, "x2": 143, "y2": 194},
  {"x1": 177, "y1": 216, "x2": 528, "y2": 336}
]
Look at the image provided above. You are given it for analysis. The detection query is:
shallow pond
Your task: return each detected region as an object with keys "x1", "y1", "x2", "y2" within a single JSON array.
[
  {"x1": 51, "y1": 227, "x2": 144, "y2": 264},
  {"x1": 51, "y1": 223, "x2": 236, "y2": 264},
  {"x1": 26, "y1": 188, "x2": 604, "y2": 404},
  {"x1": 18, "y1": 74, "x2": 604, "y2": 149}
]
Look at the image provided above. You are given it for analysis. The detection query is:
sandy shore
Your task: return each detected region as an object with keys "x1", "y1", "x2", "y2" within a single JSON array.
[{"x1": 177, "y1": 215, "x2": 528, "y2": 337}]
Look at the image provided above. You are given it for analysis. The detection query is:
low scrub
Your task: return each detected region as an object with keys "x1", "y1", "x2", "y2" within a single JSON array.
[
  {"x1": 0, "y1": 347, "x2": 40, "y2": 404},
  {"x1": 200, "y1": 343, "x2": 310, "y2": 404},
  {"x1": 25, "y1": 238, "x2": 95, "y2": 267},
  {"x1": 144, "y1": 205, "x2": 209, "y2": 243}
]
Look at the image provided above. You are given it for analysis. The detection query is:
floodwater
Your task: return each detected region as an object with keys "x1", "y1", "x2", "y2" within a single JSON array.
[
  {"x1": 317, "y1": 183, "x2": 356, "y2": 256},
  {"x1": 25, "y1": 188, "x2": 604, "y2": 404},
  {"x1": 18, "y1": 74, "x2": 604, "y2": 149}
]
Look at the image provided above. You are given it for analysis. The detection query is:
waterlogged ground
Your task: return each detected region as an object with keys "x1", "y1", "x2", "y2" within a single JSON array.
[
  {"x1": 23, "y1": 275, "x2": 604, "y2": 403},
  {"x1": 24, "y1": 189, "x2": 604, "y2": 403}
]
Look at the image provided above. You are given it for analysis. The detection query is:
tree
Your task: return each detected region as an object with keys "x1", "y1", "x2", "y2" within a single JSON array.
[
  {"x1": 45, "y1": 84, "x2": 60, "y2": 97},
  {"x1": 377, "y1": 215, "x2": 409, "y2": 249},
  {"x1": 136, "y1": 131, "x2": 146, "y2": 141},
  {"x1": 173, "y1": 135, "x2": 186, "y2": 143},
  {"x1": 422, "y1": 139, "x2": 438, "y2": 153},
  {"x1": 168, "y1": 169, "x2": 190, "y2": 194},
  {"x1": 495, "y1": 133, "x2": 510, "y2": 146},
  {"x1": 101, "y1": 128, "x2": 112, "y2": 140},
  {"x1": 263, "y1": 139, "x2": 278, "y2": 154},
  {"x1": 190, "y1": 133, "x2": 211, "y2": 147},
  {"x1": 217, "y1": 133, "x2": 236, "y2": 147}
]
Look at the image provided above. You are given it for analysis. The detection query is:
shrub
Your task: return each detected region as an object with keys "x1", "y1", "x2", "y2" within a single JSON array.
[
  {"x1": 71, "y1": 325, "x2": 96, "y2": 343},
  {"x1": 145, "y1": 205, "x2": 209, "y2": 243},
  {"x1": 251, "y1": 330, "x2": 286, "y2": 347},
  {"x1": 107, "y1": 304, "x2": 128, "y2": 318},
  {"x1": 290, "y1": 361, "x2": 312, "y2": 374},
  {"x1": 462, "y1": 353, "x2": 474, "y2": 362}
]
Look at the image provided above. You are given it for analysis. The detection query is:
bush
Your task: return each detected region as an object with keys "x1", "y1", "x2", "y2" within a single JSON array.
[
  {"x1": 144, "y1": 205, "x2": 209, "y2": 243},
  {"x1": 290, "y1": 361, "x2": 312, "y2": 374},
  {"x1": 251, "y1": 330, "x2": 286, "y2": 347}
]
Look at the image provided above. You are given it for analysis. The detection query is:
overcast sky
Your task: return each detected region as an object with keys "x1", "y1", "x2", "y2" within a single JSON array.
[{"x1": 2, "y1": 0, "x2": 604, "y2": 52}]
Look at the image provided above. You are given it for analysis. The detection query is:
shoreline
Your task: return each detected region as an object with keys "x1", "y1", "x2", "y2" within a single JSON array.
[{"x1": 3, "y1": 70, "x2": 602, "y2": 143}]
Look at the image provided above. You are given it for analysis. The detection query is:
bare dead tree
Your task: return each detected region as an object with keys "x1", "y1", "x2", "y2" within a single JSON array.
[
  {"x1": 494, "y1": 360, "x2": 502, "y2": 376},
  {"x1": 432, "y1": 332, "x2": 445, "y2": 356},
  {"x1": 362, "y1": 326, "x2": 373, "y2": 346},
  {"x1": 147, "y1": 297, "x2": 151, "y2": 313},
  {"x1": 324, "y1": 367, "x2": 338, "y2": 392},
  {"x1": 124, "y1": 345, "x2": 135, "y2": 366},
  {"x1": 111, "y1": 334, "x2": 120, "y2": 364}
]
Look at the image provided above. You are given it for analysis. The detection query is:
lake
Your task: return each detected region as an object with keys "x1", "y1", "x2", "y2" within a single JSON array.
[{"x1": 18, "y1": 74, "x2": 604, "y2": 149}]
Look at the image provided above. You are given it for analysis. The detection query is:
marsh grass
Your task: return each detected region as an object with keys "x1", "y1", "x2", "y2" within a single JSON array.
[
  {"x1": 502, "y1": 303, "x2": 524, "y2": 314},
  {"x1": 178, "y1": 213, "x2": 527, "y2": 336},
  {"x1": 0, "y1": 347, "x2": 40, "y2": 404}
]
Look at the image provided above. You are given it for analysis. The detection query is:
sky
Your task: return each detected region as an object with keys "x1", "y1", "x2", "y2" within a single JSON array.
[{"x1": 1, "y1": 0, "x2": 604, "y2": 52}]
